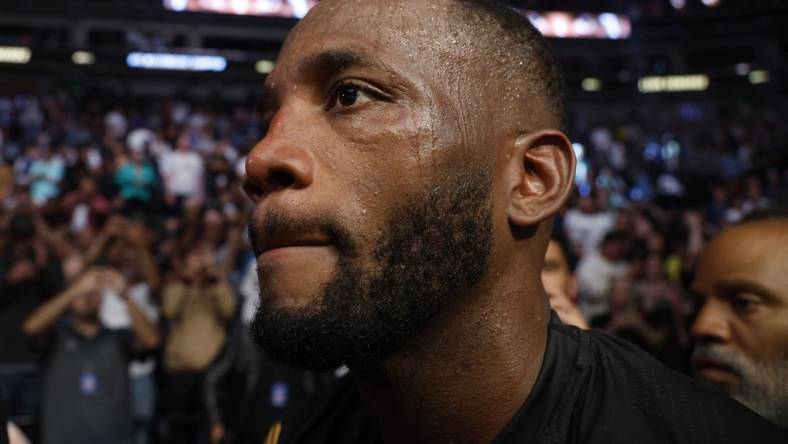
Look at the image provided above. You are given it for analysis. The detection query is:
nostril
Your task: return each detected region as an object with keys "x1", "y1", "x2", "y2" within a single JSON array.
[
  {"x1": 268, "y1": 170, "x2": 296, "y2": 189},
  {"x1": 242, "y1": 178, "x2": 264, "y2": 201}
]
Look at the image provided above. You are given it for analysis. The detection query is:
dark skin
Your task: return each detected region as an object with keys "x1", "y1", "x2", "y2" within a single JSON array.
[
  {"x1": 691, "y1": 220, "x2": 788, "y2": 395},
  {"x1": 243, "y1": 0, "x2": 576, "y2": 442}
]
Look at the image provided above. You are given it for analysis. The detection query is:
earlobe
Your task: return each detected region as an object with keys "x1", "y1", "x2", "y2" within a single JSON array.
[{"x1": 507, "y1": 130, "x2": 576, "y2": 227}]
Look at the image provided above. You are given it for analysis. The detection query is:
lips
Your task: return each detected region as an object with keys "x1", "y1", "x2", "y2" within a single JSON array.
[
  {"x1": 256, "y1": 233, "x2": 334, "y2": 257},
  {"x1": 692, "y1": 358, "x2": 738, "y2": 383}
]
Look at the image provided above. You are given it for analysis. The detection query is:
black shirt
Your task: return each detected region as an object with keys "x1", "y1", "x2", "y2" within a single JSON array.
[
  {"x1": 0, "y1": 250, "x2": 63, "y2": 364},
  {"x1": 270, "y1": 315, "x2": 785, "y2": 443},
  {"x1": 41, "y1": 323, "x2": 135, "y2": 444}
]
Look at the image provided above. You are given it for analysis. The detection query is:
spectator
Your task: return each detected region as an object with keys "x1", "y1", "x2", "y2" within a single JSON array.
[
  {"x1": 563, "y1": 193, "x2": 615, "y2": 257},
  {"x1": 105, "y1": 107, "x2": 128, "y2": 141},
  {"x1": 691, "y1": 211, "x2": 788, "y2": 429},
  {"x1": 0, "y1": 163, "x2": 12, "y2": 202},
  {"x1": 92, "y1": 218, "x2": 162, "y2": 444},
  {"x1": 160, "y1": 133, "x2": 205, "y2": 211},
  {"x1": 0, "y1": 208, "x2": 64, "y2": 434},
  {"x1": 159, "y1": 241, "x2": 236, "y2": 444},
  {"x1": 575, "y1": 230, "x2": 630, "y2": 323},
  {"x1": 60, "y1": 175, "x2": 110, "y2": 235},
  {"x1": 115, "y1": 148, "x2": 159, "y2": 215},
  {"x1": 28, "y1": 146, "x2": 65, "y2": 206},
  {"x1": 22, "y1": 267, "x2": 161, "y2": 444},
  {"x1": 541, "y1": 237, "x2": 587, "y2": 329}
]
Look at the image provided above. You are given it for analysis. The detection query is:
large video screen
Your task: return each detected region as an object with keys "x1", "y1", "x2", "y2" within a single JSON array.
[
  {"x1": 162, "y1": 0, "x2": 631, "y2": 39},
  {"x1": 523, "y1": 11, "x2": 631, "y2": 39},
  {"x1": 163, "y1": 0, "x2": 318, "y2": 19}
]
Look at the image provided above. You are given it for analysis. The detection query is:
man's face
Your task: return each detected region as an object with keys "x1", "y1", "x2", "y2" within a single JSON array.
[
  {"x1": 691, "y1": 221, "x2": 788, "y2": 427},
  {"x1": 542, "y1": 239, "x2": 573, "y2": 298},
  {"x1": 186, "y1": 243, "x2": 214, "y2": 276},
  {"x1": 245, "y1": 0, "x2": 504, "y2": 370},
  {"x1": 71, "y1": 289, "x2": 102, "y2": 319}
]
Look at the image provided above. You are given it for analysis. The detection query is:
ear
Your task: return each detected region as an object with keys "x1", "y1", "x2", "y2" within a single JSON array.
[{"x1": 506, "y1": 130, "x2": 576, "y2": 227}]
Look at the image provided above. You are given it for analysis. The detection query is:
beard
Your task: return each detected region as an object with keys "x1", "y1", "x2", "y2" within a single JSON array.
[
  {"x1": 692, "y1": 345, "x2": 788, "y2": 428},
  {"x1": 250, "y1": 169, "x2": 494, "y2": 371}
]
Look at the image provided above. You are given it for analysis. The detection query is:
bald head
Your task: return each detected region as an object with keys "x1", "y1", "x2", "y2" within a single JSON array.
[{"x1": 451, "y1": 0, "x2": 566, "y2": 130}]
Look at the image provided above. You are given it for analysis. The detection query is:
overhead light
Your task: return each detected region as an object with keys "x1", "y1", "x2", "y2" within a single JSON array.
[
  {"x1": 72, "y1": 51, "x2": 95, "y2": 65},
  {"x1": 255, "y1": 60, "x2": 275, "y2": 74},
  {"x1": 126, "y1": 52, "x2": 227, "y2": 71},
  {"x1": 735, "y1": 63, "x2": 751, "y2": 76},
  {"x1": 638, "y1": 74, "x2": 709, "y2": 93},
  {"x1": 581, "y1": 77, "x2": 602, "y2": 92},
  {"x1": 701, "y1": 0, "x2": 721, "y2": 6},
  {"x1": 748, "y1": 70, "x2": 769, "y2": 84},
  {"x1": 670, "y1": 0, "x2": 687, "y2": 10},
  {"x1": 0, "y1": 46, "x2": 32, "y2": 64}
]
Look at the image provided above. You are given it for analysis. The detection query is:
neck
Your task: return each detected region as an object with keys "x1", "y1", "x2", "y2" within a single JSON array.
[
  {"x1": 72, "y1": 317, "x2": 101, "y2": 338},
  {"x1": 352, "y1": 274, "x2": 550, "y2": 444}
]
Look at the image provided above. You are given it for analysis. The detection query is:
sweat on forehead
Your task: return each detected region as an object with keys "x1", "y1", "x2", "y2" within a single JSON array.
[{"x1": 287, "y1": 0, "x2": 566, "y2": 132}]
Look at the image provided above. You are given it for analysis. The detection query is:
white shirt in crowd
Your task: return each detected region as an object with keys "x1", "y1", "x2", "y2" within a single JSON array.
[
  {"x1": 159, "y1": 150, "x2": 204, "y2": 199},
  {"x1": 99, "y1": 283, "x2": 159, "y2": 378},
  {"x1": 563, "y1": 208, "x2": 615, "y2": 256},
  {"x1": 575, "y1": 251, "x2": 629, "y2": 321}
]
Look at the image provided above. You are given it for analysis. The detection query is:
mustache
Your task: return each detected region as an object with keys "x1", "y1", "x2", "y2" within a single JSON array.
[
  {"x1": 248, "y1": 209, "x2": 357, "y2": 257},
  {"x1": 691, "y1": 345, "x2": 747, "y2": 377}
]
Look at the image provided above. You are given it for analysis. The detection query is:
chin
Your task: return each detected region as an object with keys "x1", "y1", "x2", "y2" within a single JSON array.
[
  {"x1": 697, "y1": 374, "x2": 738, "y2": 397},
  {"x1": 256, "y1": 270, "x2": 329, "y2": 311}
]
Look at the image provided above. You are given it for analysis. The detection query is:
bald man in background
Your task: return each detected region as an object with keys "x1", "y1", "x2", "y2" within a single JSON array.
[
  {"x1": 242, "y1": 0, "x2": 784, "y2": 442},
  {"x1": 692, "y1": 210, "x2": 788, "y2": 430}
]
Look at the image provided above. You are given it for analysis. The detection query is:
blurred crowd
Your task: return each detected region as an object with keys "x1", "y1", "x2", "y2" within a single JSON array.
[{"x1": 0, "y1": 90, "x2": 786, "y2": 443}]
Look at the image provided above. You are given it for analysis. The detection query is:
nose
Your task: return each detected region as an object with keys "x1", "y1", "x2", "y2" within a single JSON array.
[
  {"x1": 691, "y1": 298, "x2": 731, "y2": 345},
  {"x1": 243, "y1": 108, "x2": 315, "y2": 202}
]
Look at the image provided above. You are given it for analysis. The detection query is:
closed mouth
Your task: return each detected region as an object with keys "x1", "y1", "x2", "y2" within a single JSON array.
[{"x1": 258, "y1": 234, "x2": 334, "y2": 255}]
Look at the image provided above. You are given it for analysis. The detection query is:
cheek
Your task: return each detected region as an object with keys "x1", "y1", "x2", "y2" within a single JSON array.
[
  {"x1": 328, "y1": 105, "x2": 429, "y2": 215},
  {"x1": 745, "y1": 319, "x2": 788, "y2": 363},
  {"x1": 333, "y1": 104, "x2": 417, "y2": 154}
]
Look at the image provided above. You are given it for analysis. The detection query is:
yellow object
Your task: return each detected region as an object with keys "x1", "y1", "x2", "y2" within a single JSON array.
[{"x1": 263, "y1": 421, "x2": 282, "y2": 444}]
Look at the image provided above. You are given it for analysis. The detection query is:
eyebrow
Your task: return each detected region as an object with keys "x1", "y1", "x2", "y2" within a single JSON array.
[
  {"x1": 297, "y1": 48, "x2": 379, "y2": 80},
  {"x1": 715, "y1": 278, "x2": 781, "y2": 305}
]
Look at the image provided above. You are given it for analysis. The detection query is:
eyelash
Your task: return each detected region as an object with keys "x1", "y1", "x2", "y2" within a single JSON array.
[
  {"x1": 727, "y1": 294, "x2": 761, "y2": 314},
  {"x1": 327, "y1": 80, "x2": 384, "y2": 110},
  {"x1": 259, "y1": 79, "x2": 389, "y2": 131}
]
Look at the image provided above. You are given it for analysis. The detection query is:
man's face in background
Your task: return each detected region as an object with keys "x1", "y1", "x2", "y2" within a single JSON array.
[
  {"x1": 542, "y1": 239, "x2": 575, "y2": 299},
  {"x1": 542, "y1": 239, "x2": 586, "y2": 329},
  {"x1": 691, "y1": 220, "x2": 788, "y2": 428}
]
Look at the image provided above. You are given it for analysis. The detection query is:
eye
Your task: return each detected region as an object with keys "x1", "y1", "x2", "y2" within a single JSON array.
[
  {"x1": 728, "y1": 293, "x2": 761, "y2": 315},
  {"x1": 330, "y1": 82, "x2": 376, "y2": 110}
]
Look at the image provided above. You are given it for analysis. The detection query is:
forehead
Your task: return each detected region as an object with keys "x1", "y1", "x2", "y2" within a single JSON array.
[
  {"x1": 695, "y1": 222, "x2": 788, "y2": 298},
  {"x1": 269, "y1": 0, "x2": 469, "y2": 85},
  {"x1": 299, "y1": 0, "x2": 456, "y2": 43}
]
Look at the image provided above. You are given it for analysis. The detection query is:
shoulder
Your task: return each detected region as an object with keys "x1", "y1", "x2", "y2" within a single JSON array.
[{"x1": 561, "y1": 326, "x2": 785, "y2": 443}]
